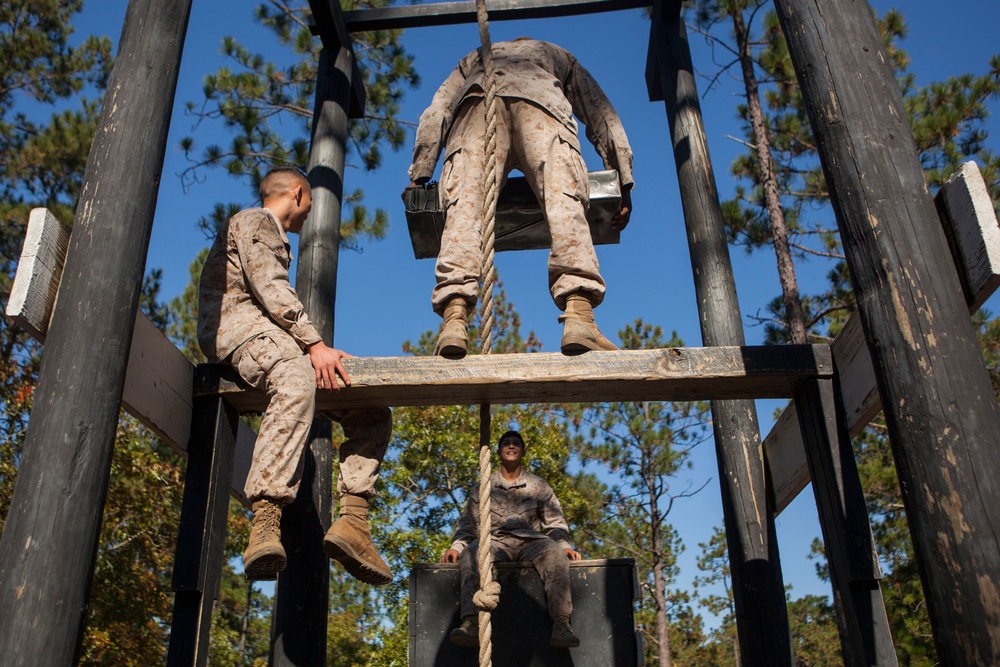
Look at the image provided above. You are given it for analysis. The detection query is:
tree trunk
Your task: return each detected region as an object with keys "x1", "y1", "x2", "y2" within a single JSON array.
[{"x1": 731, "y1": 6, "x2": 807, "y2": 344}]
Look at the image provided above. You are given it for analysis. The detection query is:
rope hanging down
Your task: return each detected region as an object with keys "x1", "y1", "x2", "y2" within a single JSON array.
[{"x1": 474, "y1": 1, "x2": 500, "y2": 666}]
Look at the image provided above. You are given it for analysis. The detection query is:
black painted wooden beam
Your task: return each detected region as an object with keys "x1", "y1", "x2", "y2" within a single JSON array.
[
  {"x1": 307, "y1": 0, "x2": 366, "y2": 118},
  {"x1": 344, "y1": 0, "x2": 652, "y2": 32}
]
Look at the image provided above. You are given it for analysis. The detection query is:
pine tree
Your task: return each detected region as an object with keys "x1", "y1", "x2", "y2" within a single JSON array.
[
  {"x1": 0, "y1": 0, "x2": 112, "y2": 530},
  {"x1": 179, "y1": 0, "x2": 418, "y2": 247}
]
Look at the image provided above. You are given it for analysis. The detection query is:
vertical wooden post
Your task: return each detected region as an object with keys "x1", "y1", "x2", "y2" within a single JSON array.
[
  {"x1": 167, "y1": 397, "x2": 239, "y2": 667},
  {"x1": 647, "y1": 2, "x2": 792, "y2": 664},
  {"x1": 773, "y1": 1, "x2": 1000, "y2": 664},
  {"x1": 270, "y1": 45, "x2": 355, "y2": 666},
  {"x1": 0, "y1": 0, "x2": 192, "y2": 664},
  {"x1": 794, "y1": 380, "x2": 897, "y2": 666}
]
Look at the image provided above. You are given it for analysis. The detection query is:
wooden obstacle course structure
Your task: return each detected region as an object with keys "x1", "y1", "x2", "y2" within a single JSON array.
[{"x1": 2, "y1": 0, "x2": 1000, "y2": 665}]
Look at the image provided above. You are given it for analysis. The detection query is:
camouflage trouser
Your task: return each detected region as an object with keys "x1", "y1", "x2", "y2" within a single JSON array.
[
  {"x1": 432, "y1": 97, "x2": 606, "y2": 316},
  {"x1": 231, "y1": 331, "x2": 391, "y2": 505},
  {"x1": 459, "y1": 534, "x2": 572, "y2": 620}
]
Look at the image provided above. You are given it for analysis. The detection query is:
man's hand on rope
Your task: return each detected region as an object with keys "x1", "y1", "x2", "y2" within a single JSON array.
[
  {"x1": 611, "y1": 184, "x2": 633, "y2": 232},
  {"x1": 565, "y1": 548, "x2": 582, "y2": 561},
  {"x1": 440, "y1": 548, "x2": 461, "y2": 563},
  {"x1": 307, "y1": 341, "x2": 352, "y2": 391}
]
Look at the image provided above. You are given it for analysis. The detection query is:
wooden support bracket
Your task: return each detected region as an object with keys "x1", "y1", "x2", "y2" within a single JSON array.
[{"x1": 765, "y1": 161, "x2": 1000, "y2": 515}]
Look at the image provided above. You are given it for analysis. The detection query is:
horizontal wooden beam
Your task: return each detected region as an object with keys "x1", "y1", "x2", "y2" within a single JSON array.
[
  {"x1": 765, "y1": 161, "x2": 1000, "y2": 516},
  {"x1": 343, "y1": 0, "x2": 652, "y2": 32},
  {"x1": 194, "y1": 345, "x2": 833, "y2": 412}
]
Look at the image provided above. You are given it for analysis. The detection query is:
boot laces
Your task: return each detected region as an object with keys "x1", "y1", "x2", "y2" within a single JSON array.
[{"x1": 252, "y1": 503, "x2": 281, "y2": 542}]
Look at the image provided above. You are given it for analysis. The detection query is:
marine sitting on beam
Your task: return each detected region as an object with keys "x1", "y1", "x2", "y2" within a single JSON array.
[{"x1": 198, "y1": 168, "x2": 394, "y2": 584}]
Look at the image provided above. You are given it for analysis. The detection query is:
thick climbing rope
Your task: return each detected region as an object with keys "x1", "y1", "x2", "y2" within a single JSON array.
[{"x1": 473, "y1": 1, "x2": 500, "y2": 665}]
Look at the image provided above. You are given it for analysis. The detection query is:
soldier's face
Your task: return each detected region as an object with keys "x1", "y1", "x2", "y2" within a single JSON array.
[{"x1": 498, "y1": 436, "x2": 525, "y2": 464}]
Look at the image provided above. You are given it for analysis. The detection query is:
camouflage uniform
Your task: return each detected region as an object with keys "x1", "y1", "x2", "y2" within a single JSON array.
[
  {"x1": 198, "y1": 207, "x2": 390, "y2": 505},
  {"x1": 408, "y1": 38, "x2": 634, "y2": 314},
  {"x1": 449, "y1": 469, "x2": 575, "y2": 620}
]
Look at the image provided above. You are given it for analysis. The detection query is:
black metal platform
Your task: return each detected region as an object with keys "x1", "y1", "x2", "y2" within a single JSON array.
[{"x1": 408, "y1": 559, "x2": 642, "y2": 666}]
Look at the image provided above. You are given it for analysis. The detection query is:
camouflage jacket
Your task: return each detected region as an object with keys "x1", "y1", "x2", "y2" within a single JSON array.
[
  {"x1": 198, "y1": 207, "x2": 322, "y2": 362},
  {"x1": 408, "y1": 38, "x2": 633, "y2": 188},
  {"x1": 449, "y1": 468, "x2": 573, "y2": 554}
]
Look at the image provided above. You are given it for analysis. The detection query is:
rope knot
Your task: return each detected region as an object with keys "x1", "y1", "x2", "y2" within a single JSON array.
[{"x1": 473, "y1": 581, "x2": 501, "y2": 611}]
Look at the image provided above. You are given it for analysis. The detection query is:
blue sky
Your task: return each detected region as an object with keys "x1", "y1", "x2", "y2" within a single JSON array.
[{"x1": 69, "y1": 0, "x2": 999, "y2": 615}]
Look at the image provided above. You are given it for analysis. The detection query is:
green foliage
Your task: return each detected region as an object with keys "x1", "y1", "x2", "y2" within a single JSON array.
[
  {"x1": 695, "y1": 4, "x2": 999, "y2": 340},
  {"x1": 786, "y1": 594, "x2": 844, "y2": 667},
  {"x1": 78, "y1": 417, "x2": 186, "y2": 665},
  {"x1": 181, "y1": 0, "x2": 418, "y2": 247}
]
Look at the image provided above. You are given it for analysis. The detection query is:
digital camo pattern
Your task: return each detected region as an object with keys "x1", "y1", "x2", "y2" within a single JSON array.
[
  {"x1": 450, "y1": 468, "x2": 575, "y2": 619},
  {"x1": 198, "y1": 207, "x2": 321, "y2": 362},
  {"x1": 407, "y1": 39, "x2": 633, "y2": 314},
  {"x1": 199, "y1": 206, "x2": 391, "y2": 504},
  {"x1": 231, "y1": 332, "x2": 393, "y2": 505},
  {"x1": 409, "y1": 38, "x2": 633, "y2": 187},
  {"x1": 432, "y1": 99, "x2": 606, "y2": 313}
]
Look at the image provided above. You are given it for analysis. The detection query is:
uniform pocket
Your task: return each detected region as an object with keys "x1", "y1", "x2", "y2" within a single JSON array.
[
  {"x1": 236, "y1": 333, "x2": 298, "y2": 388},
  {"x1": 555, "y1": 129, "x2": 588, "y2": 204},
  {"x1": 441, "y1": 144, "x2": 464, "y2": 211}
]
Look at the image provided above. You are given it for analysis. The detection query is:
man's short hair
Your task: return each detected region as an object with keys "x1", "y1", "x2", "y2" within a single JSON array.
[
  {"x1": 259, "y1": 167, "x2": 309, "y2": 203},
  {"x1": 497, "y1": 430, "x2": 525, "y2": 450}
]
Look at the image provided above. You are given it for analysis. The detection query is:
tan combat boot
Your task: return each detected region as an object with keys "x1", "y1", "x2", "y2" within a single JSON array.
[
  {"x1": 323, "y1": 494, "x2": 393, "y2": 585},
  {"x1": 558, "y1": 294, "x2": 618, "y2": 354},
  {"x1": 435, "y1": 296, "x2": 469, "y2": 359},
  {"x1": 550, "y1": 616, "x2": 581, "y2": 648},
  {"x1": 449, "y1": 615, "x2": 479, "y2": 647},
  {"x1": 243, "y1": 499, "x2": 286, "y2": 581}
]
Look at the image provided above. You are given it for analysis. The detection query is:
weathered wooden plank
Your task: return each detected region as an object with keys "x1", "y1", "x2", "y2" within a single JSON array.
[
  {"x1": 123, "y1": 312, "x2": 195, "y2": 450},
  {"x1": 766, "y1": 161, "x2": 1000, "y2": 515},
  {"x1": 167, "y1": 396, "x2": 238, "y2": 667},
  {"x1": 195, "y1": 345, "x2": 833, "y2": 411},
  {"x1": 343, "y1": 0, "x2": 652, "y2": 32},
  {"x1": 5, "y1": 208, "x2": 69, "y2": 342},
  {"x1": 794, "y1": 380, "x2": 896, "y2": 666},
  {"x1": 939, "y1": 160, "x2": 1000, "y2": 313}
]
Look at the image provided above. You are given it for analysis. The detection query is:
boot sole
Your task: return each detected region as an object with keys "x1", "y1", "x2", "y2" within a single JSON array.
[
  {"x1": 561, "y1": 336, "x2": 616, "y2": 355},
  {"x1": 449, "y1": 632, "x2": 479, "y2": 648},
  {"x1": 244, "y1": 550, "x2": 286, "y2": 581},
  {"x1": 323, "y1": 534, "x2": 392, "y2": 585},
  {"x1": 551, "y1": 637, "x2": 581, "y2": 649},
  {"x1": 435, "y1": 339, "x2": 468, "y2": 359}
]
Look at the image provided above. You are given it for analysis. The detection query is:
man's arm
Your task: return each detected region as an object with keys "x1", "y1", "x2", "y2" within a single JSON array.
[
  {"x1": 408, "y1": 62, "x2": 468, "y2": 184},
  {"x1": 537, "y1": 482, "x2": 573, "y2": 551},
  {"x1": 440, "y1": 488, "x2": 479, "y2": 562},
  {"x1": 560, "y1": 51, "x2": 635, "y2": 230}
]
